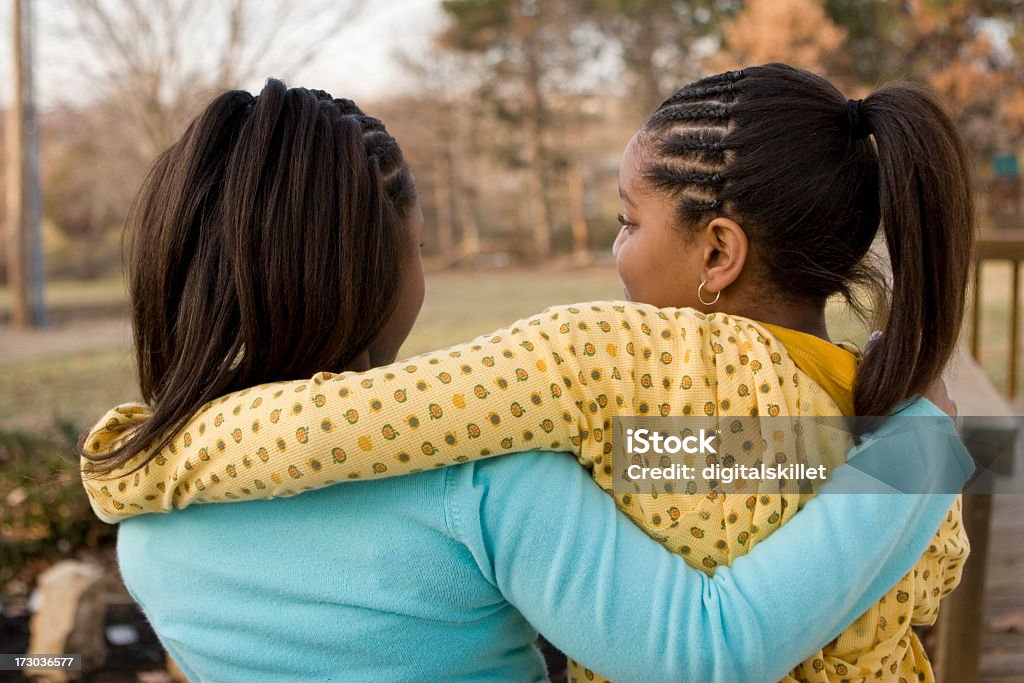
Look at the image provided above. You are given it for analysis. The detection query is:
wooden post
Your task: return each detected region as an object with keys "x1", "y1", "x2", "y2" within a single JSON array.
[
  {"x1": 933, "y1": 494, "x2": 994, "y2": 683},
  {"x1": 5, "y1": 0, "x2": 46, "y2": 328},
  {"x1": 971, "y1": 260, "x2": 981, "y2": 359},
  {"x1": 1011, "y1": 261, "x2": 1020, "y2": 398},
  {"x1": 932, "y1": 347, "x2": 1018, "y2": 681}
]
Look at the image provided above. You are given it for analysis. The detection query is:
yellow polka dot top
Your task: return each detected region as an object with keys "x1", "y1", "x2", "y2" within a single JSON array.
[{"x1": 81, "y1": 302, "x2": 967, "y2": 683}]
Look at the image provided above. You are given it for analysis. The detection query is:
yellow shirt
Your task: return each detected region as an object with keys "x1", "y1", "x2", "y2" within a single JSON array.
[{"x1": 82, "y1": 302, "x2": 967, "y2": 682}]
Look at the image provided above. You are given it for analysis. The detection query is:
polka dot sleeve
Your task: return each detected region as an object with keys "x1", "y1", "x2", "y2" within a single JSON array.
[{"x1": 81, "y1": 301, "x2": 789, "y2": 523}]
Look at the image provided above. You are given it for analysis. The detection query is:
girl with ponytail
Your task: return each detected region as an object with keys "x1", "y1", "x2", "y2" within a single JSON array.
[{"x1": 82, "y1": 66, "x2": 973, "y2": 682}]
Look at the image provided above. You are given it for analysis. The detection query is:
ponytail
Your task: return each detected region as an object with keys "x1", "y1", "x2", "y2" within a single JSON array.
[{"x1": 853, "y1": 83, "x2": 975, "y2": 417}]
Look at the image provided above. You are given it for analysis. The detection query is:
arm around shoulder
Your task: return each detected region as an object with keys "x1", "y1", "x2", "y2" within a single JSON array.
[{"x1": 447, "y1": 398, "x2": 973, "y2": 682}]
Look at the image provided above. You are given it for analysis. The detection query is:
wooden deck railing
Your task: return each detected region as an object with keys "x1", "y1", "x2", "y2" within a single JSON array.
[
  {"x1": 934, "y1": 349, "x2": 1017, "y2": 683},
  {"x1": 971, "y1": 229, "x2": 1024, "y2": 399},
  {"x1": 934, "y1": 229, "x2": 1024, "y2": 682}
]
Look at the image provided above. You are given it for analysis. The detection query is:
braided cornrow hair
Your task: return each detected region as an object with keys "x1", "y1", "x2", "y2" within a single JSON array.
[
  {"x1": 639, "y1": 70, "x2": 747, "y2": 219},
  {"x1": 306, "y1": 90, "x2": 417, "y2": 215},
  {"x1": 638, "y1": 64, "x2": 974, "y2": 421},
  {"x1": 83, "y1": 79, "x2": 417, "y2": 476}
]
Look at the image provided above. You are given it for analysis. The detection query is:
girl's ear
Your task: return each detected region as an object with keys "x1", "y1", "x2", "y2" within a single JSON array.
[{"x1": 701, "y1": 217, "x2": 749, "y2": 291}]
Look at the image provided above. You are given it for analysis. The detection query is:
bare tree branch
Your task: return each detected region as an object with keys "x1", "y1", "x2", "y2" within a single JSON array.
[{"x1": 58, "y1": 0, "x2": 368, "y2": 155}]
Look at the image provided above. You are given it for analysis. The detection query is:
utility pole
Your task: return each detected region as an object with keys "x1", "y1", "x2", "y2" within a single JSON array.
[{"x1": 5, "y1": 0, "x2": 46, "y2": 328}]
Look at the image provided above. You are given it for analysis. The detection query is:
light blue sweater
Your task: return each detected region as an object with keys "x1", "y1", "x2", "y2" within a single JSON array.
[{"x1": 118, "y1": 398, "x2": 972, "y2": 683}]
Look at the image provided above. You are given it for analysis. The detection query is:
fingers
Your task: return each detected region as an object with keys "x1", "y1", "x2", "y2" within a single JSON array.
[{"x1": 923, "y1": 378, "x2": 956, "y2": 417}]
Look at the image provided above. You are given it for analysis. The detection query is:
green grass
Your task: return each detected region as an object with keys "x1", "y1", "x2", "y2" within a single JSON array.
[
  {"x1": 399, "y1": 267, "x2": 625, "y2": 356},
  {"x1": 0, "y1": 277, "x2": 127, "y2": 317},
  {"x1": 968, "y1": 261, "x2": 1017, "y2": 394},
  {"x1": 0, "y1": 348, "x2": 140, "y2": 434}
]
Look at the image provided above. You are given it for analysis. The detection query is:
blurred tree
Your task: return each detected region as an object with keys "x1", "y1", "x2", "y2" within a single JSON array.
[
  {"x1": 59, "y1": 0, "x2": 367, "y2": 157},
  {"x1": 707, "y1": 0, "x2": 847, "y2": 74},
  {"x1": 901, "y1": 0, "x2": 1023, "y2": 151},
  {"x1": 440, "y1": 0, "x2": 560, "y2": 257},
  {"x1": 704, "y1": 0, "x2": 1024, "y2": 152},
  {"x1": 823, "y1": 0, "x2": 900, "y2": 86},
  {"x1": 23, "y1": 0, "x2": 365, "y2": 280},
  {"x1": 391, "y1": 45, "x2": 489, "y2": 263},
  {"x1": 39, "y1": 102, "x2": 141, "y2": 277},
  {"x1": 824, "y1": 0, "x2": 1024, "y2": 150},
  {"x1": 439, "y1": 0, "x2": 687, "y2": 260},
  {"x1": 0, "y1": 114, "x2": 6, "y2": 283},
  {"x1": 547, "y1": 2, "x2": 608, "y2": 262},
  {"x1": 583, "y1": 0, "x2": 737, "y2": 115}
]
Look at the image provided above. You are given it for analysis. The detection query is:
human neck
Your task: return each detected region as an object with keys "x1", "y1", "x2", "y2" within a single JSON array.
[
  {"x1": 720, "y1": 299, "x2": 830, "y2": 342},
  {"x1": 344, "y1": 347, "x2": 400, "y2": 373},
  {"x1": 345, "y1": 350, "x2": 373, "y2": 372}
]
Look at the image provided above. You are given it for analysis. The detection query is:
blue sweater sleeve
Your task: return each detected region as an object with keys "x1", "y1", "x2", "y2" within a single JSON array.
[{"x1": 446, "y1": 396, "x2": 973, "y2": 683}]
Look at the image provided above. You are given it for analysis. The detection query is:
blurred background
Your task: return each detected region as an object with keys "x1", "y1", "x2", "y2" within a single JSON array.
[{"x1": 0, "y1": 0, "x2": 1022, "y2": 681}]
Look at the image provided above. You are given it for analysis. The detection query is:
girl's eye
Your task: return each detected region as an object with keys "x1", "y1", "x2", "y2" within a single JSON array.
[{"x1": 617, "y1": 213, "x2": 636, "y2": 232}]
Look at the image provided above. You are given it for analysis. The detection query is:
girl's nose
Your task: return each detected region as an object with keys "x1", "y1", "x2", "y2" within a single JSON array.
[{"x1": 612, "y1": 229, "x2": 625, "y2": 258}]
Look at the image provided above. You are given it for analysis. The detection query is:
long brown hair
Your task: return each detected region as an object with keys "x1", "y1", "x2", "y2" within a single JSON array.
[
  {"x1": 638, "y1": 64, "x2": 974, "y2": 419},
  {"x1": 81, "y1": 79, "x2": 416, "y2": 476}
]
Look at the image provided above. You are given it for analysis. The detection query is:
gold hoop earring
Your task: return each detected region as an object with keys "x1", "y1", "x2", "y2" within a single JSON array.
[{"x1": 698, "y1": 281, "x2": 720, "y2": 306}]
